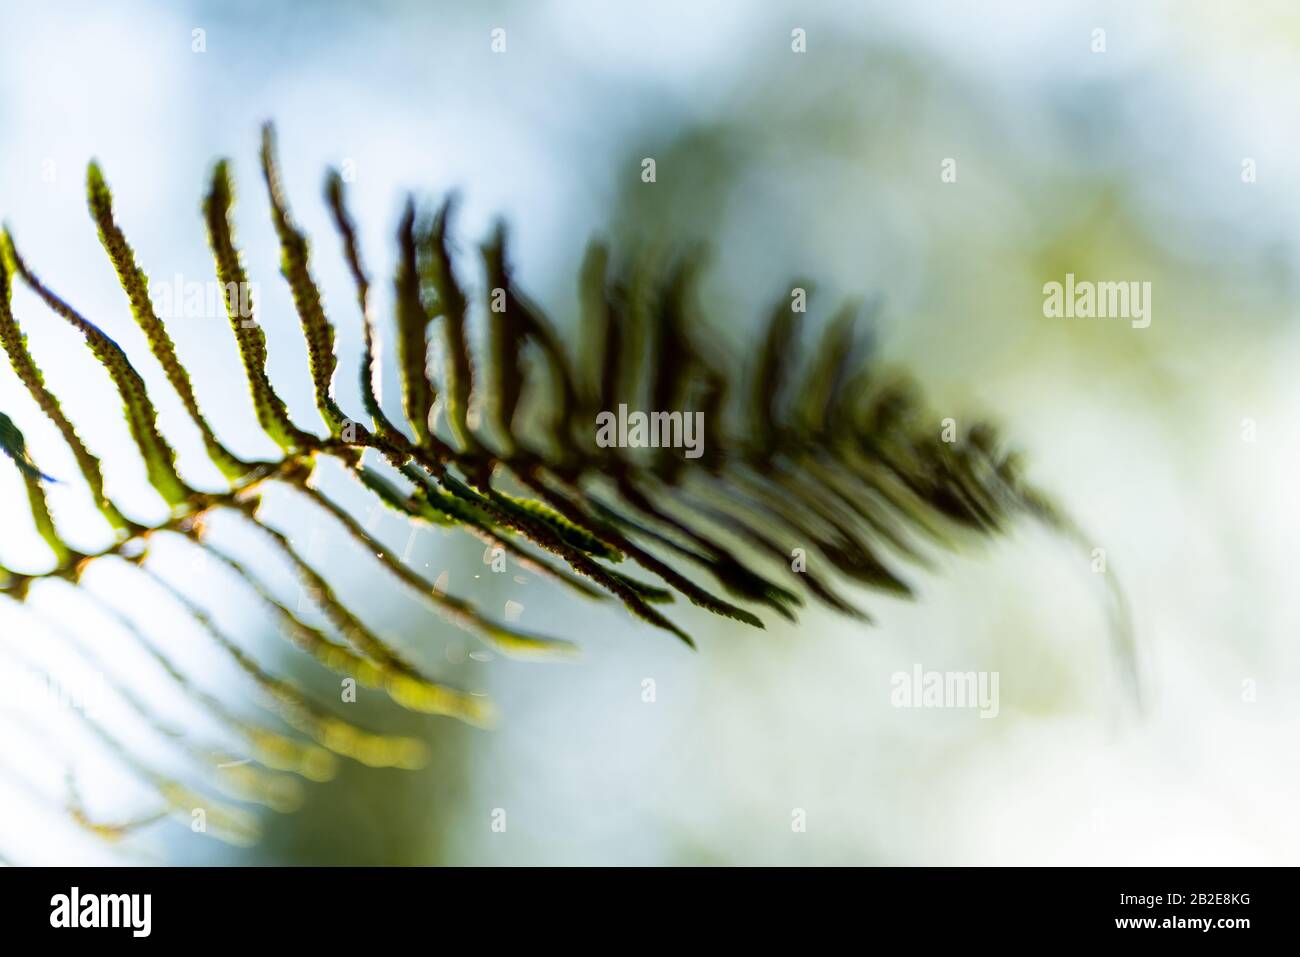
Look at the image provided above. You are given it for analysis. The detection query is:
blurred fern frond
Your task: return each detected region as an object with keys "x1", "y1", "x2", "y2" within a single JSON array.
[{"x1": 0, "y1": 124, "x2": 1055, "y2": 853}]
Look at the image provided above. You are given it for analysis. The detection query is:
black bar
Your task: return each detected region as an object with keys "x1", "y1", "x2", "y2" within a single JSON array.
[{"x1": 0, "y1": 866, "x2": 1283, "y2": 943}]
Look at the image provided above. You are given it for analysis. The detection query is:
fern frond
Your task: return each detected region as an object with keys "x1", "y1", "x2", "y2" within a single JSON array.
[
  {"x1": 3, "y1": 230, "x2": 190, "y2": 507},
  {"x1": 0, "y1": 124, "x2": 1067, "y2": 855},
  {"x1": 259, "y1": 124, "x2": 356, "y2": 440},
  {"x1": 87, "y1": 162, "x2": 250, "y2": 480},
  {"x1": 203, "y1": 159, "x2": 317, "y2": 454}
]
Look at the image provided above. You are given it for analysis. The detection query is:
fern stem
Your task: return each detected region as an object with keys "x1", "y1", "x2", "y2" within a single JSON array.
[
  {"x1": 259, "y1": 125, "x2": 354, "y2": 439},
  {"x1": 86, "y1": 162, "x2": 251, "y2": 481},
  {"x1": 3, "y1": 231, "x2": 191, "y2": 507},
  {"x1": 0, "y1": 250, "x2": 133, "y2": 532}
]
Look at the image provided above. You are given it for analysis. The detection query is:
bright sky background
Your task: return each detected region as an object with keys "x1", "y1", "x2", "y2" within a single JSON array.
[{"x1": 1, "y1": 0, "x2": 1298, "y2": 865}]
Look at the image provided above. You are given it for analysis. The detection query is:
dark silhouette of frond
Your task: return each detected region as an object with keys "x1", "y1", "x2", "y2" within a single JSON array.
[{"x1": 0, "y1": 124, "x2": 1072, "y2": 850}]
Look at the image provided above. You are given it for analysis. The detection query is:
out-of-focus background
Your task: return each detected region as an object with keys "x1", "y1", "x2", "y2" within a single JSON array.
[{"x1": 1, "y1": 0, "x2": 1297, "y2": 865}]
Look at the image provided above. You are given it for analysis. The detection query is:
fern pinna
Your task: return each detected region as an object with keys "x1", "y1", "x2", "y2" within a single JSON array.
[{"x1": 0, "y1": 124, "x2": 1054, "y2": 849}]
